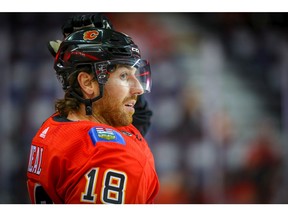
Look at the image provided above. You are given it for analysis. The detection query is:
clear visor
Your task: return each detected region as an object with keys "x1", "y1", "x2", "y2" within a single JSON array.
[{"x1": 94, "y1": 59, "x2": 152, "y2": 93}]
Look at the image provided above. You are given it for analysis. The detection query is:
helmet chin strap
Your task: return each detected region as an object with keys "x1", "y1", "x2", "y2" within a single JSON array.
[{"x1": 69, "y1": 84, "x2": 104, "y2": 115}]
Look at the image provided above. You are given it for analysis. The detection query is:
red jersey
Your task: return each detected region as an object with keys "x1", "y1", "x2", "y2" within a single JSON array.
[{"x1": 27, "y1": 113, "x2": 159, "y2": 204}]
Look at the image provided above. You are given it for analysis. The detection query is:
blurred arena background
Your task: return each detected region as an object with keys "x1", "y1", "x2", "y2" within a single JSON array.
[{"x1": 0, "y1": 12, "x2": 287, "y2": 204}]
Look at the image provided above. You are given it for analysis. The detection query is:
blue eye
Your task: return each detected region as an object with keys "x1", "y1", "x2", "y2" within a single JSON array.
[{"x1": 120, "y1": 72, "x2": 128, "y2": 80}]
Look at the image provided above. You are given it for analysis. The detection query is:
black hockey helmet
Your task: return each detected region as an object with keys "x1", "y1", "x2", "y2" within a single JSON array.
[
  {"x1": 54, "y1": 27, "x2": 151, "y2": 91},
  {"x1": 54, "y1": 27, "x2": 152, "y2": 114}
]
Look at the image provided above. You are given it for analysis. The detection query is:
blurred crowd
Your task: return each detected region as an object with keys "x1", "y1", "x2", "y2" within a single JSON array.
[{"x1": 0, "y1": 13, "x2": 287, "y2": 204}]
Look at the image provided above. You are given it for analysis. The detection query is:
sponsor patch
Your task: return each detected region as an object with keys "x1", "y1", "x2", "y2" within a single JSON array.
[{"x1": 89, "y1": 127, "x2": 126, "y2": 146}]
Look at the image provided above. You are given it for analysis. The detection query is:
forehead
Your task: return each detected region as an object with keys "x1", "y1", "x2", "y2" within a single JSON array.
[{"x1": 113, "y1": 64, "x2": 137, "y2": 73}]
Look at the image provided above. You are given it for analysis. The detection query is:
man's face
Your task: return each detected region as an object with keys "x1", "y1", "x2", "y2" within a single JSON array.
[{"x1": 93, "y1": 65, "x2": 144, "y2": 127}]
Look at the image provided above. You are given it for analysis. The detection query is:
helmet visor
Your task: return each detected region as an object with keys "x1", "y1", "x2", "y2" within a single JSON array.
[{"x1": 94, "y1": 59, "x2": 152, "y2": 93}]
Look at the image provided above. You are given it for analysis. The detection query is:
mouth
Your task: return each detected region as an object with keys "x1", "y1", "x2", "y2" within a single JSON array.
[
  {"x1": 124, "y1": 100, "x2": 136, "y2": 112},
  {"x1": 125, "y1": 103, "x2": 135, "y2": 107}
]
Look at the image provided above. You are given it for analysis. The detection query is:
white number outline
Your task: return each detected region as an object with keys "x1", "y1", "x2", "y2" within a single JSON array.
[
  {"x1": 101, "y1": 169, "x2": 127, "y2": 204},
  {"x1": 81, "y1": 168, "x2": 99, "y2": 203},
  {"x1": 81, "y1": 168, "x2": 127, "y2": 204}
]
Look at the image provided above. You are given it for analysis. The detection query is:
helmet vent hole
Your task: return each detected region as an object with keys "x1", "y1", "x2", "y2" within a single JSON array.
[{"x1": 107, "y1": 47, "x2": 130, "y2": 56}]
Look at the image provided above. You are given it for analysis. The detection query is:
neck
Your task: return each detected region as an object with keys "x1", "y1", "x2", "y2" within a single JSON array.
[{"x1": 67, "y1": 110, "x2": 109, "y2": 125}]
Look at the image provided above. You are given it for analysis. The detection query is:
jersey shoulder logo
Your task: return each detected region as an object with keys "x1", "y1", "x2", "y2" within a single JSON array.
[
  {"x1": 39, "y1": 127, "x2": 49, "y2": 139},
  {"x1": 88, "y1": 127, "x2": 126, "y2": 146}
]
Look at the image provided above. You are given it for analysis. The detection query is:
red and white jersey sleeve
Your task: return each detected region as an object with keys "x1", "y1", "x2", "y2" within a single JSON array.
[{"x1": 27, "y1": 114, "x2": 160, "y2": 204}]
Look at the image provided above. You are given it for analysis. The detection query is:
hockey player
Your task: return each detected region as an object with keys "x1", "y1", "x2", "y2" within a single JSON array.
[{"x1": 26, "y1": 14, "x2": 159, "y2": 204}]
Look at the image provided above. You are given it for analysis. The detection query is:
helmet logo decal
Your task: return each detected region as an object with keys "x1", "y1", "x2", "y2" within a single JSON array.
[
  {"x1": 132, "y1": 47, "x2": 140, "y2": 53},
  {"x1": 83, "y1": 30, "x2": 99, "y2": 40}
]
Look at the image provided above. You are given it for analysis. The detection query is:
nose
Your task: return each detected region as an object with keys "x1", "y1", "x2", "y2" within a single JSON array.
[{"x1": 130, "y1": 76, "x2": 144, "y2": 95}]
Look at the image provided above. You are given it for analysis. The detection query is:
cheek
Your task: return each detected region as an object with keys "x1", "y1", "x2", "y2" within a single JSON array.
[{"x1": 105, "y1": 82, "x2": 129, "y2": 99}]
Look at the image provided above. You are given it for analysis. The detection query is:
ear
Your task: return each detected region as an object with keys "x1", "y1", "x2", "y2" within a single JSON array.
[{"x1": 77, "y1": 72, "x2": 98, "y2": 98}]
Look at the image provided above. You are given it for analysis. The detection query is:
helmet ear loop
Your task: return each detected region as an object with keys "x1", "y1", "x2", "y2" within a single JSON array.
[
  {"x1": 84, "y1": 66, "x2": 110, "y2": 116},
  {"x1": 68, "y1": 66, "x2": 107, "y2": 116},
  {"x1": 65, "y1": 70, "x2": 81, "y2": 91},
  {"x1": 84, "y1": 69, "x2": 109, "y2": 116},
  {"x1": 71, "y1": 81, "x2": 105, "y2": 116}
]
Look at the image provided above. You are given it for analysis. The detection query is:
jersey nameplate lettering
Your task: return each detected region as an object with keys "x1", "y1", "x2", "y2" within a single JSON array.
[
  {"x1": 27, "y1": 145, "x2": 44, "y2": 175},
  {"x1": 88, "y1": 127, "x2": 126, "y2": 146}
]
